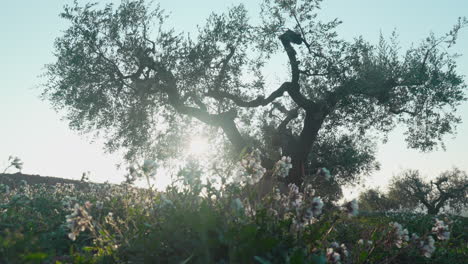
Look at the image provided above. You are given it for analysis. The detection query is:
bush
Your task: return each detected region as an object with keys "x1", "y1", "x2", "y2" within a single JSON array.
[{"x1": 0, "y1": 158, "x2": 466, "y2": 263}]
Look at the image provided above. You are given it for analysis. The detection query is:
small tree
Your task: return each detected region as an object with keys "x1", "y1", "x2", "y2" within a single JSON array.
[
  {"x1": 2, "y1": 156, "x2": 23, "y2": 174},
  {"x1": 387, "y1": 168, "x2": 468, "y2": 215}
]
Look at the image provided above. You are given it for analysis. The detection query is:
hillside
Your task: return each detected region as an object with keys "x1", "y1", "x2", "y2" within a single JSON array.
[{"x1": 0, "y1": 172, "x2": 88, "y2": 188}]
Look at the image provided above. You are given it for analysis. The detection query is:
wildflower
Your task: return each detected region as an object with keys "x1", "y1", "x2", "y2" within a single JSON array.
[
  {"x1": 389, "y1": 222, "x2": 409, "y2": 248},
  {"x1": 235, "y1": 149, "x2": 266, "y2": 185},
  {"x1": 273, "y1": 156, "x2": 292, "y2": 178},
  {"x1": 303, "y1": 183, "x2": 315, "y2": 196},
  {"x1": 343, "y1": 199, "x2": 358, "y2": 217},
  {"x1": 358, "y1": 239, "x2": 373, "y2": 246},
  {"x1": 309, "y1": 197, "x2": 323, "y2": 217},
  {"x1": 327, "y1": 242, "x2": 348, "y2": 264},
  {"x1": 432, "y1": 218, "x2": 450, "y2": 240},
  {"x1": 65, "y1": 203, "x2": 93, "y2": 241},
  {"x1": 287, "y1": 183, "x2": 303, "y2": 209},
  {"x1": 419, "y1": 236, "x2": 436, "y2": 258},
  {"x1": 267, "y1": 208, "x2": 278, "y2": 217},
  {"x1": 96, "y1": 201, "x2": 104, "y2": 210},
  {"x1": 326, "y1": 248, "x2": 341, "y2": 264},
  {"x1": 272, "y1": 187, "x2": 281, "y2": 201}
]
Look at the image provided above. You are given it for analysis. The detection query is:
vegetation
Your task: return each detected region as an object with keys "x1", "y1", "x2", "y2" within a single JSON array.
[
  {"x1": 359, "y1": 168, "x2": 468, "y2": 215},
  {"x1": 4, "y1": 0, "x2": 465, "y2": 262},
  {"x1": 0, "y1": 158, "x2": 467, "y2": 263},
  {"x1": 42, "y1": 0, "x2": 467, "y2": 192}
]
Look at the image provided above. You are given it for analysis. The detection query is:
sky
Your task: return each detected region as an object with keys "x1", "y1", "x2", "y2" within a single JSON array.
[{"x1": 0, "y1": 0, "x2": 467, "y2": 194}]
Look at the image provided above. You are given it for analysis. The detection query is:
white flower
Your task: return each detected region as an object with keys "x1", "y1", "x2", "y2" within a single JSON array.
[
  {"x1": 326, "y1": 249, "x2": 341, "y2": 264},
  {"x1": 358, "y1": 239, "x2": 373, "y2": 246},
  {"x1": 343, "y1": 199, "x2": 358, "y2": 217},
  {"x1": 96, "y1": 201, "x2": 104, "y2": 210},
  {"x1": 432, "y1": 218, "x2": 450, "y2": 240},
  {"x1": 65, "y1": 202, "x2": 93, "y2": 241},
  {"x1": 421, "y1": 236, "x2": 436, "y2": 258},
  {"x1": 287, "y1": 183, "x2": 303, "y2": 209},
  {"x1": 389, "y1": 222, "x2": 409, "y2": 248},
  {"x1": 235, "y1": 149, "x2": 266, "y2": 186},
  {"x1": 273, "y1": 156, "x2": 292, "y2": 178},
  {"x1": 310, "y1": 197, "x2": 323, "y2": 217}
]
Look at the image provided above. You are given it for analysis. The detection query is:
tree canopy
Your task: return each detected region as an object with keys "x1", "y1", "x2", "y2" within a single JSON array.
[
  {"x1": 360, "y1": 168, "x2": 468, "y2": 215},
  {"x1": 43, "y1": 0, "x2": 467, "y2": 188}
]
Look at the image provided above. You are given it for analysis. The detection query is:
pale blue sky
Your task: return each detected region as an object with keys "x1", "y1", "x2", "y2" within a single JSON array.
[{"x1": 1, "y1": 1, "x2": 467, "y2": 193}]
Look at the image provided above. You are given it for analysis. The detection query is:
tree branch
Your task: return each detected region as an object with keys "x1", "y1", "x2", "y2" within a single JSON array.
[
  {"x1": 150, "y1": 64, "x2": 246, "y2": 152},
  {"x1": 278, "y1": 107, "x2": 299, "y2": 132},
  {"x1": 206, "y1": 82, "x2": 290, "y2": 107},
  {"x1": 213, "y1": 45, "x2": 236, "y2": 89},
  {"x1": 279, "y1": 30, "x2": 312, "y2": 109}
]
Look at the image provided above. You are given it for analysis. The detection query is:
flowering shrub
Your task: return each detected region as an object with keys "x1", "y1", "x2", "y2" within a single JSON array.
[
  {"x1": 0, "y1": 156, "x2": 466, "y2": 263},
  {"x1": 234, "y1": 149, "x2": 267, "y2": 185}
]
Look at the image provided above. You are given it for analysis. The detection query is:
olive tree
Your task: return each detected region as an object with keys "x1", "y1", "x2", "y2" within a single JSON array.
[
  {"x1": 43, "y1": 0, "x2": 467, "y2": 187},
  {"x1": 387, "y1": 168, "x2": 468, "y2": 215}
]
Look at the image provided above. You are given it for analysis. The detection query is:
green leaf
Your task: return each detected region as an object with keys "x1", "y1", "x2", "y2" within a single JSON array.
[
  {"x1": 254, "y1": 256, "x2": 272, "y2": 264},
  {"x1": 180, "y1": 254, "x2": 194, "y2": 264},
  {"x1": 22, "y1": 252, "x2": 48, "y2": 261}
]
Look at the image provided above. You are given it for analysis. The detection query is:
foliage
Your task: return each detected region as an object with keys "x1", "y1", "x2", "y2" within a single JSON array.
[
  {"x1": 42, "y1": 0, "x2": 467, "y2": 188},
  {"x1": 0, "y1": 159, "x2": 466, "y2": 263},
  {"x1": 358, "y1": 188, "x2": 400, "y2": 212},
  {"x1": 359, "y1": 168, "x2": 468, "y2": 215},
  {"x1": 388, "y1": 169, "x2": 468, "y2": 215},
  {"x1": 2, "y1": 156, "x2": 23, "y2": 174}
]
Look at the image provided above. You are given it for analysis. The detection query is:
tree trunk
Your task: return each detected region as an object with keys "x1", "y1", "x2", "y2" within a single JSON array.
[
  {"x1": 426, "y1": 205, "x2": 439, "y2": 215},
  {"x1": 282, "y1": 110, "x2": 325, "y2": 187},
  {"x1": 289, "y1": 154, "x2": 306, "y2": 187}
]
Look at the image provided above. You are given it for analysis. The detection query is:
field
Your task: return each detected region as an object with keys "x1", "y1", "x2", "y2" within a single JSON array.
[{"x1": 0, "y1": 171, "x2": 466, "y2": 264}]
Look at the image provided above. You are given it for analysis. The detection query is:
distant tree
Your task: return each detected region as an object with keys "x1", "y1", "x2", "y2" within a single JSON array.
[
  {"x1": 358, "y1": 188, "x2": 400, "y2": 212},
  {"x1": 43, "y1": 0, "x2": 467, "y2": 188},
  {"x1": 387, "y1": 169, "x2": 468, "y2": 215},
  {"x1": 2, "y1": 156, "x2": 23, "y2": 174}
]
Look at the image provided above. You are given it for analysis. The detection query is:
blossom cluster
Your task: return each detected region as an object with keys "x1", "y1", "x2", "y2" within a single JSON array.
[
  {"x1": 273, "y1": 156, "x2": 292, "y2": 178},
  {"x1": 411, "y1": 233, "x2": 436, "y2": 258},
  {"x1": 420, "y1": 235, "x2": 436, "y2": 258},
  {"x1": 357, "y1": 239, "x2": 373, "y2": 246},
  {"x1": 269, "y1": 183, "x2": 324, "y2": 232},
  {"x1": 65, "y1": 202, "x2": 93, "y2": 241},
  {"x1": 342, "y1": 199, "x2": 359, "y2": 217},
  {"x1": 389, "y1": 222, "x2": 409, "y2": 248},
  {"x1": 432, "y1": 218, "x2": 450, "y2": 240},
  {"x1": 385, "y1": 218, "x2": 453, "y2": 258},
  {"x1": 326, "y1": 242, "x2": 349, "y2": 264},
  {"x1": 234, "y1": 149, "x2": 266, "y2": 185}
]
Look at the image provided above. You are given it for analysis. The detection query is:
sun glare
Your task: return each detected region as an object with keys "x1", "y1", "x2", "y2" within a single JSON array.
[{"x1": 188, "y1": 137, "x2": 210, "y2": 156}]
